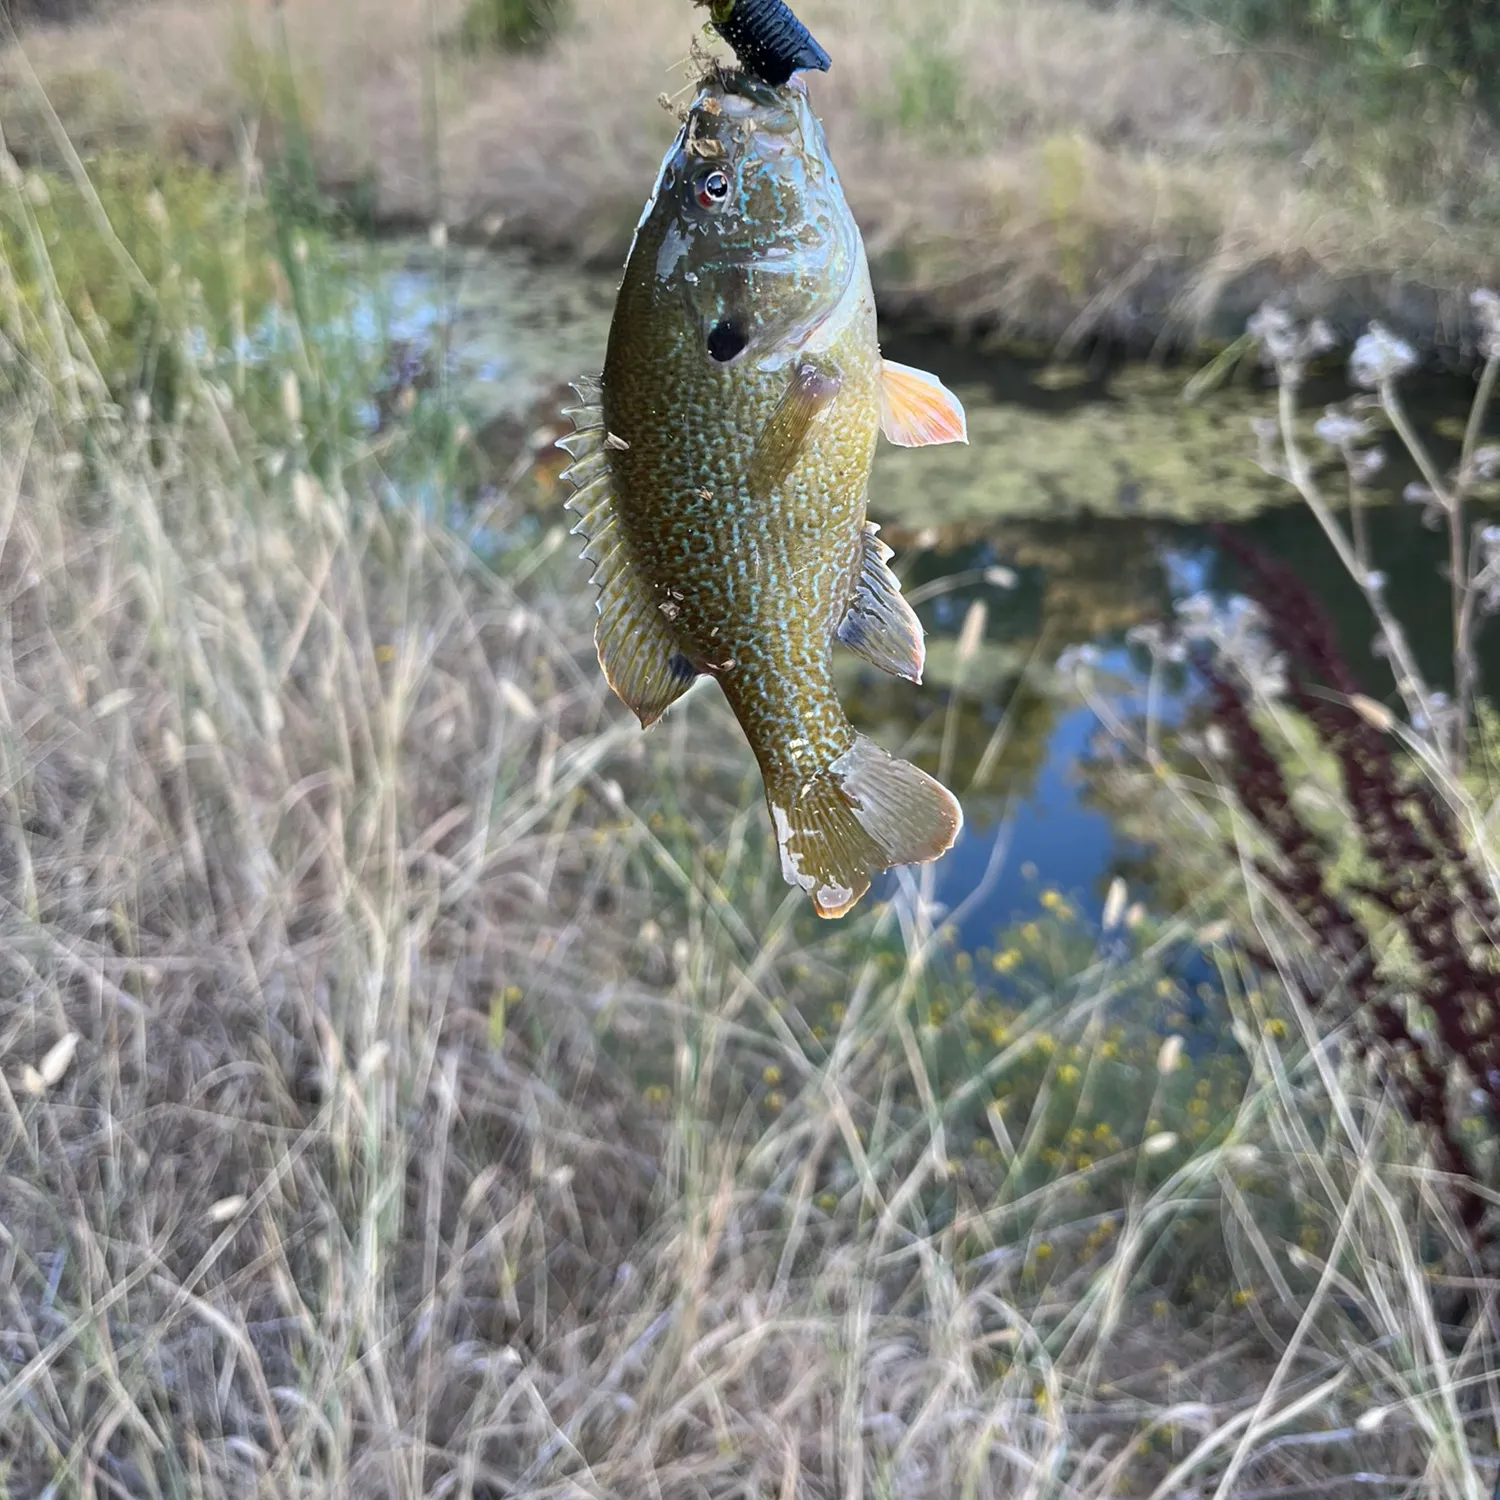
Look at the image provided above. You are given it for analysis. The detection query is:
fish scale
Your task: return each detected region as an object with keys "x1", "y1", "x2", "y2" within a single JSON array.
[
  {"x1": 611, "y1": 338, "x2": 875, "y2": 781},
  {"x1": 560, "y1": 69, "x2": 969, "y2": 917}
]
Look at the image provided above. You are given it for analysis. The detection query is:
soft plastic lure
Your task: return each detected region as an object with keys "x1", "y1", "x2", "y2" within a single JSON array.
[{"x1": 702, "y1": 0, "x2": 831, "y2": 86}]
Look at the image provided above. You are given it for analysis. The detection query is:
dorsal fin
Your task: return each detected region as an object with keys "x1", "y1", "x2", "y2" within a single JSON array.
[
  {"x1": 879, "y1": 360, "x2": 968, "y2": 447},
  {"x1": 558, "y1": 378, "x2": 698, "y2": 727},
  {"x1": 838, "y1": 523, "x2": 925, "y2": 683}
]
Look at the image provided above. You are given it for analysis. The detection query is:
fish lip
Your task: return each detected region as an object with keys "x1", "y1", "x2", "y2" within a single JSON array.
[
  {"x1": 705, "y1": 68, "x2": 784, "y2": 107},
  {"x1": 696, "y1": 70, "x2": 805, "y2": 134}
]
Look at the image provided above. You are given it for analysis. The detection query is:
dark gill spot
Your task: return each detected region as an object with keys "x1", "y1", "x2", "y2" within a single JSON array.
[{"x1": 707, "y1": 319, "x2": 748, "y2": 363}]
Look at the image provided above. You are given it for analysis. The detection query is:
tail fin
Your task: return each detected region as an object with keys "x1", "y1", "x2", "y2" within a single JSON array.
[{"x1": 767, "y1": 734, "x2": 963, "y2": 919}]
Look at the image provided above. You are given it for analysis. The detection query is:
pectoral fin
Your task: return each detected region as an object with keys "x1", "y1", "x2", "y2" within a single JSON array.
[
  {"x1": 747, "y1": 361, "x2": 842, "y2": 499},
  {"x1": 559, "y1": 377, "x2": 698, "y2": 727},
  {"x1": 838, "y1": 523, "x2": 925, "y2": 683},
  {"x1": 879, "y1": 360, "x2": 968, "y2": 447}
]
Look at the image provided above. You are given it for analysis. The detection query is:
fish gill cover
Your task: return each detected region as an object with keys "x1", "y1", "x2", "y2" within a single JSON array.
[{"x1": 697, "y1": 0, "x2": 832, "y2": 86}]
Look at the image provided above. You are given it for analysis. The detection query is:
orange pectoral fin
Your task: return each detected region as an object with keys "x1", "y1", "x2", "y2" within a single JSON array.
[{"x1": 878, "y1": 360, "x2": 968, "y2": 447}]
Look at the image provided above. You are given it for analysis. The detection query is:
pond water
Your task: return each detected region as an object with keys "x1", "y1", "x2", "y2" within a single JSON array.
[{"x1": 362, "y1": 242, "x2": 1496, "y2": 944}]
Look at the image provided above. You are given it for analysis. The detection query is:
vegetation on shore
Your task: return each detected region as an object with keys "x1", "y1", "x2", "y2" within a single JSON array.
[
  {"x1": 3, "y1": 0, "x2": 1500, "y2": 349},
  {"x1": 2, "y1": 92, "x2": 1499, "y2": 1496}
]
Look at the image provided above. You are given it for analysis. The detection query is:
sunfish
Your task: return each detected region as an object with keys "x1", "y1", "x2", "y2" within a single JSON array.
[{"x1": 561, "y1": 69, "x2": 967, "y2": 917}]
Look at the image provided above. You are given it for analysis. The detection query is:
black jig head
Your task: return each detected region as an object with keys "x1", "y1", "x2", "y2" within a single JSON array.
[{"x1": 704, "y1": 0, "x2": 831, "y2": 86}]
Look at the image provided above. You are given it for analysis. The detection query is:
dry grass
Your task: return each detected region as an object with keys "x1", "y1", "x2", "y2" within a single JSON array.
[
  {"x1": 5, "y1": 0, "x2": 1500, "y2": 346},
  {"x1": 1, "y1": 148, "x2": 1499, "y2": 1494}
]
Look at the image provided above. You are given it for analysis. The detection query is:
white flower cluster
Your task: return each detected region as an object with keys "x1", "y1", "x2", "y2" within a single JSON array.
[
  {"x1": 1313, "y1": 400, "x2": 1386, "y2": 486},
  {"x1": 1476, "y1": 524, "x2": 1500, "y2": 616},
  {"x1": 1055, "y1": 642, "x2": 1102, "y2": 681},
  {"x1": 1172, "y1": 591, "x2": 1287, "y2": 698},
  {"x1": 1410, "y1": 690, "x2": 1455, "y2": 738},
  {"x1": 1247, "y1": 304, "x2": 1335, "y2": 386},
  {"x1": 1403, "y1": 480, "x2": 1445, "y2": 530},
  {"x1": 1122, "y1": 594, "x2": 1287, "y2": 698},
  {"x1": 1349, "y1": 323, "x2": 1418, "y2": 388},
  {"x1": 1474, "y1": 289, "x2": 1500, "y2": 361},
  {"x1": 1124, "y1": 621, "x2": 1187, "y2": 664},
  {"x1": 1312, "y1": 410, "x2": 1371, "y2": 447}
]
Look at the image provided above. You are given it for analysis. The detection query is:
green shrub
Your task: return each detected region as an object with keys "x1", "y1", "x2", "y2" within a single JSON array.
[
  {"x1": 457, "y1": 0, "x2": 570, "y2": 54},
  {"x1": 0, "y1": 155, "x2": 278, "y2": 418},
  {"x1": 890, "y1": 42, "x2": 966, "y2": 136}
]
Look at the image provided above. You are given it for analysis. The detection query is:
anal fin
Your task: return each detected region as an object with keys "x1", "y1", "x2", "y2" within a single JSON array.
[
  {"x1": 838, "y1": 522, "x2": 925, "y2": 683},
  {"x1": 558, "y1": 377, "x2": 698, "y2": 727}
]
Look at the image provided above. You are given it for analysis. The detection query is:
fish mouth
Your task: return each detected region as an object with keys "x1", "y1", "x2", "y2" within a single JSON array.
[
  {"x1": 695, "y1": 69, "x2": 805, "y2": 135},
  {"x1": 699, "y1": 67, "x2": 785, "y2": 103}
]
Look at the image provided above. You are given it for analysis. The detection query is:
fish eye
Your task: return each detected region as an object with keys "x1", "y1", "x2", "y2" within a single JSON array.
[{"x1": 695, "y1": 169, "x2": 731, "y2": 210}]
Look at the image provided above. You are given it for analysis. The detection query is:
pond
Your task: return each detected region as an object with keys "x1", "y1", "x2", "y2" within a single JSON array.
[{"x1": 363, "y1": 241, "x2": 1496, "y2": 945}]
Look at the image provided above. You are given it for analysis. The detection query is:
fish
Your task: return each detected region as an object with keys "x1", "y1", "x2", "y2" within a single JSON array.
[{"x1": 559, "y1": 68, "x2": 968, "y2": 918}]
